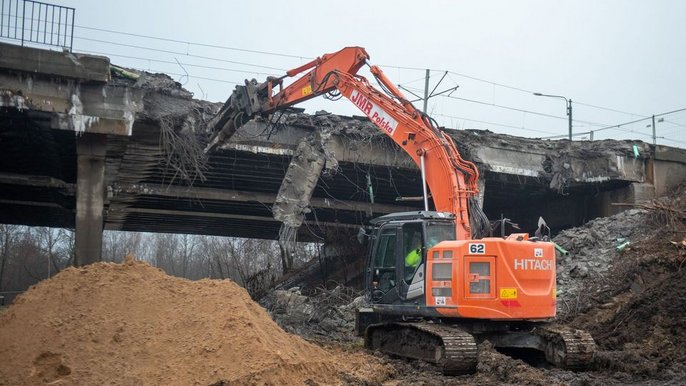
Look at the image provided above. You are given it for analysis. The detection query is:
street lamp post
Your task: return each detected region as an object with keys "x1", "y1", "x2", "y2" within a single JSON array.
[{"x1": 534, "y1": 93, "x2": 573, "y2": 140}]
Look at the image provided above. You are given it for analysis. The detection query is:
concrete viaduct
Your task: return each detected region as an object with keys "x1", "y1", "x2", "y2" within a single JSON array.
[{"x1": 2, "y1": 43, "x2": 685, "y2": 265}]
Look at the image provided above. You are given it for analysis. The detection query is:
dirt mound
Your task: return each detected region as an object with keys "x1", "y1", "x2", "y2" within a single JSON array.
[{"x1": 0, "y1": 258, "x2": 384, "y2": 385}]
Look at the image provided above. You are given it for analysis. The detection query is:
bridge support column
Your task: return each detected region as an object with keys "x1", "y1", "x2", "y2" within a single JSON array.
[{"x1": 74, "y1": 134, "x2": 106, "y2": 266}]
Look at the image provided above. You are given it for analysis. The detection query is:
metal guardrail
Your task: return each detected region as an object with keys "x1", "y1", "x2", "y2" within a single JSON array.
[{"x1": 0, "y1": 0, "x2": 74, "y2": 51}]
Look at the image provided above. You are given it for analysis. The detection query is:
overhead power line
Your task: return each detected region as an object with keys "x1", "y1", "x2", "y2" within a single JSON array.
[
  {"x1": 74, "y1": 33, "x2": 615, "y2": 130},
  {"x1": 662, "y1": 119, "x2": 686, "y2": 129},
  {"x1": 433, "y1": 113, "x2": 558, "y2": 136},
  {"x1": 84, "y1": 49, "x2": 279, "y2": 77},
  {"x1": 444, "y1": 94, "x2": 566, "y2": 120},
  {"x1": 75, "y1": 24, "x2": 311, "y2": 60},
  {"x1": 74, "y1": 36, "x2": 287, "y2": 71},
  {"x1": 62, "y1": 25, "x2": 683, "y2": 144},
  {"x1": 71, "y1": 24, "x2": 654, "y2": 121},
  {"x1": 400, "y1": 83, "x2": 613, "y2": 128},
  {"x1": 593, "y1": 107, "x2": 686, "y2": 133},
  {"x1": 573, "y1": 101, "x2": 647, "y2": 117},
  {"x1": 541, "y1": 107, "x2": 686, "y2": 144}
]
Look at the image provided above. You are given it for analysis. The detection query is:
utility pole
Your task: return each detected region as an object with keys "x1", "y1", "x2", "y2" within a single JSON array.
[
  {"x1": 420, "y1": 69, "x2": 431, "y2": 211},
  {"x1": 423, "y1": 69, "x2": 430, "y2": 114},
  {"x1": 533, "y1": 93, "x2": 573, "y2": 140},
  {"x1": 567, "y1": 99, "x2": 573, "y2": 141},
  {"x1": 652, "y1": 115, "x2": 656, "y2": 145}
]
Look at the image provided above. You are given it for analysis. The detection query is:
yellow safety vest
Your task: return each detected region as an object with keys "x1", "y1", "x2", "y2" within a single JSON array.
[{"x1": 405, "y1": 247, "x2": 421, "y2": 268}]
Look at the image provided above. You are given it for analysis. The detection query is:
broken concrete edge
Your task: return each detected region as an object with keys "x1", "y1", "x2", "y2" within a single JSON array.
[
  {"x1": 210, "y1": 108, "x2": 658, "y2": 168},
  {"x1": 104, "y1": 65, "x2": 669, "y2": 176},
  {"x1": 220, "y1": 112, "x2": 656, "y2": 194},
  {"x1": 0, "y1": 90, "x2": 28, "y2": 110},
  {"x1": 0, "y1": 83, "x2": 142, "y2": 136},
  {"x1": 0, "y1": 42, "x2": 110, "y2": 82},
  {"x1": 273, "y1": 133, "x2": 331, "y2": 227},
  {"x1": 654, "y1": 145, "x2": 686, "y2": 163},
  {"x1": 0, "y1": 44, "x2": 197, "y2": 137},
  {"x1": 0, "y1": 67, "x2": 145, "y2": 136}
]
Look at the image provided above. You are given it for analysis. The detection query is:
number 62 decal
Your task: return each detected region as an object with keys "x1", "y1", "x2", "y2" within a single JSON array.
[{"x1": 468, "y1": 243, "x2": 485, "y2": 254}]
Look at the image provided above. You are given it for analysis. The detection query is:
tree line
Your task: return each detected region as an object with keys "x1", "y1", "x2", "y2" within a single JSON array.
[{"x1": 0, "y1": 224, "x2": 316, "y2": 304}]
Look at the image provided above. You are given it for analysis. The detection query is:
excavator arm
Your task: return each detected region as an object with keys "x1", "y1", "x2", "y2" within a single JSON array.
[{"x1": 206, "y1": 46, "x2": 489, "y2": 239}]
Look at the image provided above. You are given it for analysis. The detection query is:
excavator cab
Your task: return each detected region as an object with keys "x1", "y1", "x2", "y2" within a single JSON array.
[{"x1": 367, "y1": 211, "x2": 456, "y2": 305}]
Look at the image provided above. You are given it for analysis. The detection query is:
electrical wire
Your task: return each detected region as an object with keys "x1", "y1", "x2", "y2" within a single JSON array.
[
  {"x1": 11, "y1": 20, "x2": 679, "y2": 143},
  {"x1": 5, "y1": 17, "x2": 662, "y2": 122},
  {"x1": 573, "y1": 101, "x2": 647, "y2": 117},
  {"x1": 73, "y1": 36, "x2": 287, "y2": 71},
  {"x1": 433, "y1": 113, "x2": 558, "y2": 136},
  {"x1": 83, "y1": 49, "x2": 279, "y2": 77},
  {"x1": 592, "y1": 107, "x2": 686, "y2": 133},
  {"x1": 68, "y1": 25, "x2": 665, "y2": 123},
  {"x1": 74, "y1": 25, "x2": 311, "y2": 60},
  {"x1": 661, "y1": 119, "x2": 686, "y2": 129},
  {"x1": 401, "y1": 84, "x2": 607, "y2": 127}
]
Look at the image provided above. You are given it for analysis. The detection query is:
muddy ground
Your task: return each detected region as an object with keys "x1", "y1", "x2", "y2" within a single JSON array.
[{"x1": 262, "y1": 186, "x2": 686, "y2": 385}]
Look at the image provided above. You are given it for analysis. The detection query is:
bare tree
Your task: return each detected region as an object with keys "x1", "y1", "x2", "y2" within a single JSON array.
[
  {"x1": 0, "y1": 225, "x2": 21, "y2": 292},
  {"x1": 35, "y1": 228, "x2": 71, "y2": 277},
  {"x1": 103, "y1": 231, "x2": 150, "y2": 263}
]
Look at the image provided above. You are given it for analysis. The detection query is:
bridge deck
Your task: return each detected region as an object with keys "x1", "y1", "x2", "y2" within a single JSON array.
[{"x1": 2, "y1": 43, "x2": 685, "y2": 263}]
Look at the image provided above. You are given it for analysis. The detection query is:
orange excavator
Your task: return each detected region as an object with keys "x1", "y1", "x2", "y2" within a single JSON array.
[{"x1": 207, "y1": 47, "x2": 596, "y2": 374}]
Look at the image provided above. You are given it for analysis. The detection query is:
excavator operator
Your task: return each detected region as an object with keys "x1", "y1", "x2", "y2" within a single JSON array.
[
  {"x1": 404, "y1": 226, "x2": 422, "y2": 280},
  {"x1": 405, "y1": 245, "x2": 421, "y2": 269}
]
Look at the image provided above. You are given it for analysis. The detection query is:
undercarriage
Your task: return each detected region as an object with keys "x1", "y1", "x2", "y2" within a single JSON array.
[{"x1": 359, "y1": 313, "x2": 596, "y2": 375}]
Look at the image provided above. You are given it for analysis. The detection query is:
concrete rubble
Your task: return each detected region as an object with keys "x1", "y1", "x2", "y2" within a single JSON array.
[
  {"x1": 260, "y1": 286, "x2": 364, "y2": 343},
  {"x1": 553, "y1": 208, "x2": 652, "y2": 317},
  {"x1": 273, "y1": 129, "x2": 338, "y2": 228}
]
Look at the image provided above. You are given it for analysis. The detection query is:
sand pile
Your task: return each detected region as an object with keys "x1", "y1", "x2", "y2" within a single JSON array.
[{"x1": 0, "y1": 257, "x2": 379, "y2": 385}]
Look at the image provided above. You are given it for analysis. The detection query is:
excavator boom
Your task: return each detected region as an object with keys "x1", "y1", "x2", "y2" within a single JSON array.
[{"x1": 207, "y1": 46, "x2": 486, "y2": 240}]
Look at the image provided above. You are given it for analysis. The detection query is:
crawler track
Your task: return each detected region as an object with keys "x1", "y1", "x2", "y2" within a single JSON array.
[
  {"x1": 365, "y1": 322, "x2": 478, "y2": 375},
  {"x1": 536, "y1": 326, "x2": 597, "y2": 370}
]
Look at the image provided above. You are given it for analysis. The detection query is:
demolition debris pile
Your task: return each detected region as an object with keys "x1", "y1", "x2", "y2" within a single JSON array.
[
  {"x1": 565, "y1": 185, "x2": 686, "y2": 379},
  {"x1": 260, "y1": 285, "x2": 364, "y2": 343},
  {"x1": 0, "y1": 258, "x2": 385, "y2": 385},
  {"x1": 553, "y1": 208, "x2": 653, "y2": 318}
]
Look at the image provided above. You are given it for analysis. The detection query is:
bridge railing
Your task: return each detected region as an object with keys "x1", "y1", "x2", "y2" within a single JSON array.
[{"x1": 0, "y1": 0, "x2": 74, "y2": 51}]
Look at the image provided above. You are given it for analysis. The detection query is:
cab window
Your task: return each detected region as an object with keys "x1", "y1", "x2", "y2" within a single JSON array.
[{"x1": 373, "y1": 229, "x2": 397, "y2": 292}]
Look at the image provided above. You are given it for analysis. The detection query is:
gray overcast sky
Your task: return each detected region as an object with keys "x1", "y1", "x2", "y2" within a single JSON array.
[{"x1": 52, "y1": 1, "x2": 686, "y2": 147}]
